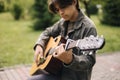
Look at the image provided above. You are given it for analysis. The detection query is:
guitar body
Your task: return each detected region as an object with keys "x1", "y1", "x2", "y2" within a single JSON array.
[{"x1": 30, "y1": 36, "x2": 63, "y2": 75}]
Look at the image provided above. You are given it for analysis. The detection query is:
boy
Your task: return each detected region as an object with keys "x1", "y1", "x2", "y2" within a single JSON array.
[{"x1": 28, "y1": 0, "x2": 97, "y2": 80}]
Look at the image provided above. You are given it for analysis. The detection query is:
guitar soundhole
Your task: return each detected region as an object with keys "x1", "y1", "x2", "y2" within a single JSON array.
[{"x1": 61, "y1": 37, "x2": 67, "y2": 43}]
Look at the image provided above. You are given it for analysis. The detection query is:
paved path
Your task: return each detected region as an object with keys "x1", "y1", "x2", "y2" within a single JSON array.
[
  {"x1": 91, "y1": 52, "x2": 120, "y2": 80},
  {"x1": 0, "y1": 52, "x2": 120, "y2": 80},
  {"x1": 0, "y1": 65, "x2": 30, "y2": 80}
]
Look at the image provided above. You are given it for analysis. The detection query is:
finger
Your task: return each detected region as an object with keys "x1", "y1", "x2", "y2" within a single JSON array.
[
  {"x1": 55, "y1": 46, "x2": 59, "y2": 50},
  {"x1": 39, "y1": 52, "x2": 43, "y2": 58},
  {"x1": 59, "y1": 44, "x2": 65, "y2": 53},
  {"x1": 68, "y1": 49, "x2": 72, "y2": 52},
  {"x1": 34, "y1": 54, "x2": 38, "y2": 64},
  {"x1": 34, "y1": 51, "x2": 41, "y2": 64}
]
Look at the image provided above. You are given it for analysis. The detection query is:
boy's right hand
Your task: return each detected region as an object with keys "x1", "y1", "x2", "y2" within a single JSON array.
[{"x1": 34, "y1": 45, "x2": 43, "y2": 65}]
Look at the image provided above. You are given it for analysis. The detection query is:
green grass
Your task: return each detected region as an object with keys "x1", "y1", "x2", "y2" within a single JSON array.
[
  {"x1": 0, "y1": 13, "x2": 42, "y2": 68},
  {"x1": 0, "y1": 13, "x2": 120, "y2": 68},
  {"x1": 91, "y1": 15, "x2": 120, "y2": 53}
]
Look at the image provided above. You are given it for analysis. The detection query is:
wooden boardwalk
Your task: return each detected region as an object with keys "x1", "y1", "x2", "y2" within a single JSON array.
[{"x1": 0, "y1": 65, "x2": 31, "y2": 80}]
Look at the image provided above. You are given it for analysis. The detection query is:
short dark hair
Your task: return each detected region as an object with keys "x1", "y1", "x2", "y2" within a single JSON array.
[{"x1": 48, "y1": 0, "x2": 80, "y2": 14}]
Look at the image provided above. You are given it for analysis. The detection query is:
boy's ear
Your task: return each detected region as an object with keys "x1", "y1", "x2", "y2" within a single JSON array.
[{"x1": 73, "y1": 0, "x2": 77, "y2": 5}]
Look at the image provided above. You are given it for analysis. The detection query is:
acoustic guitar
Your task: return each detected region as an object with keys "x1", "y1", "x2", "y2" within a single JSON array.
[{"x1": 30, "y1": 35, "x2": 105, "y2": 75}]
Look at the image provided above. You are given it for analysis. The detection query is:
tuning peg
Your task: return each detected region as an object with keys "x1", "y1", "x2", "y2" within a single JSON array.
[
  {"x1": 90, "y1": 35, "x2": 94, "y2": 37},
  {"x1": 96, "y1": 39, "x2": 99, "y2": 42}
]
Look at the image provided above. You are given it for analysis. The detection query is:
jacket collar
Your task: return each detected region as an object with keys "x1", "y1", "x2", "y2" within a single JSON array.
[{"x1": 60, "y1": 10, "x2": 85, "y2": 30}]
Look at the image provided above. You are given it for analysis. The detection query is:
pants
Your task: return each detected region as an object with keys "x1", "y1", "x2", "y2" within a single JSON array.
[{"x1": 27, "y1": 74, "x2": 61, "y2": 80}]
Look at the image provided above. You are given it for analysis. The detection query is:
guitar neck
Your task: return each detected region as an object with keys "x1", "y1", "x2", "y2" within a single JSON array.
[
  {"x1": 47, "y1": 35, "x2": 105, "y2": 55},
  {"x1": 65, "y1": 35, "x2": 105, "y2": 51},
  {"x1": 65, "y1": 39, "x2": 78, "y2": 50}
]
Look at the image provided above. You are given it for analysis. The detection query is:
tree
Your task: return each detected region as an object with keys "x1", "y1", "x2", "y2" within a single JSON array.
[
  {"x1": 102, "y1": 0, "x2": 120, "y2": 26},
  {"x1": 79, "y1": 0, "x2": 105, "y2": 17},
  {"x1": 80, "y1": 0, "x2": 91, "y2": 17},
  {"x1": 31, "y1": 0, "x2": 59, "y2": 30},
  {"x1": 11, "y1": 3, "x2": 23, "y2": 20},
  {"x1": 0, "y1": 0, "x2": 5, "y2": 12}
]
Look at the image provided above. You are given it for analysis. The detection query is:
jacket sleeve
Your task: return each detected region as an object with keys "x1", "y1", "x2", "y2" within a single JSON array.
[
  {"x1": 34, "y1": 21, "x2": 61, "y2": 51},
  {"x1": 63, "y1": 26, "x2": 97, "y2": 71}
]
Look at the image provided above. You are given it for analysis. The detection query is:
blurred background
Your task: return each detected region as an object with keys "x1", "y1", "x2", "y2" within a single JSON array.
[{"x1": 0, "y1": 0, "x2": 120, "y2": 68}]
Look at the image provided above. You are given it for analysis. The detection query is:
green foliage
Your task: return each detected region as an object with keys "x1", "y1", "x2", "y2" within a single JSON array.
[
  {"x1": 91, "y1": 15, "x2": 120, "y2": 53},
  {"x1": 102, "y1": 0, "x2": 120, "y2": 26},
  {"x1": 31, "y1": 0, "x2": 59, "y2": 30},
  {"x1": 0, "y1": 0, "x2": 5, "y2": 12},
  {"x1": 88, "y1": 3, "x2": 98, "y2": 15},
  {"x1": 79, "y1": 0, "x2": 99, "y2": 17},
  {"x1": 11, "y1": 3, "x2": 23, "y2": 20},
  {"x1": 0, "y1": 12, "x2": 41, "y2": 67}
]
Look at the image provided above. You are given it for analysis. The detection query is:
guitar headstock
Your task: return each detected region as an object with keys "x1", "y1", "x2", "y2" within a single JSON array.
[{"x1": 66, "y1": 35, "x2": 105, "y2": 51}]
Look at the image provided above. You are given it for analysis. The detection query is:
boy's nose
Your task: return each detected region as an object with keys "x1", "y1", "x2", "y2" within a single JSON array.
[{"x1": 59, "y1": 9, "x2": 64, "y2": 15}]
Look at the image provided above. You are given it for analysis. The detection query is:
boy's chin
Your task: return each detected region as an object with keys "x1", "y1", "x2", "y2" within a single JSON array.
[{"x1": 63, "y1": 18, "x2": 69, "y2": 21}]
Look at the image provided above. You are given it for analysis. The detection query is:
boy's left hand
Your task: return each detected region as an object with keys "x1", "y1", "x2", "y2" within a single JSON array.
[{"x1": 52, "y1": 44, "x2": 73, "y2": 64}]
